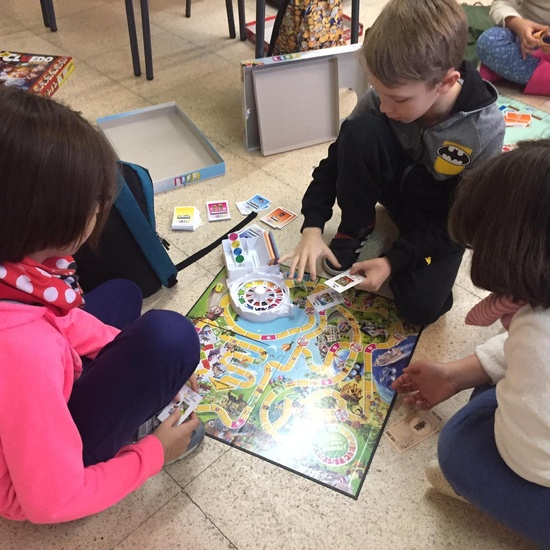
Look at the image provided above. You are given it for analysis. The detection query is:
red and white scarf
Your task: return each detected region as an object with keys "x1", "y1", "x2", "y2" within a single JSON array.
[
  {"x1": 0, "y1": 256, "x2": 84, "y2": 315},
  {"x1": 466, "y1": 293, "x2": 526, "y2": 330}
]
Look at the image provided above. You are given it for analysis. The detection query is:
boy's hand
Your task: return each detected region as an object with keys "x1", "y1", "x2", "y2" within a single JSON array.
[
  {"x1": 391, "y1": 360, "x2": 459, "y2": 410},
  {"x1": 279, "y1": 227, "x2": 340, "y2": 281},
  {"x1": 506, "y1": 16, "x2": 548, "y2": 58},
  {"x1": 152, "y1": 411, "x2": 200, "y2": 465},
  {"x1": 350, "y1": 257, "x2": 391, "y2": 291}
]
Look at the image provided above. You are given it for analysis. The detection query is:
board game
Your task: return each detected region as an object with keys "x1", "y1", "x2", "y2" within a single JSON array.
[
  {"x1": 498, "y1": 95, "x2": 550, "y2": 147},
  {"x1": 188, "y1": 267, "x2": 421, "y2": 498},
  {"x1": 0, "y1": 51, "x2": 74, "y2": 97}
]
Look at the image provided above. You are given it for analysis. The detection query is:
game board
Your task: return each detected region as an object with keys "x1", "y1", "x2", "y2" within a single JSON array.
[
  {"x1": 499, "y1": 95, "x2": 550, "y2": 147},
  {"x1": 188, "y1": 268, "x2": 421, "y2": 498}
]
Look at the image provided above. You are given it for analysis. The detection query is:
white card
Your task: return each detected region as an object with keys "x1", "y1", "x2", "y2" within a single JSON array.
[
  {"x1": 157, "y1": 385, "x2": 203, "y2": 426},
  {"x1": 307, "y1": 287, "x2": 345, "y2": 312},
  {"x1": 324, "y1": 269, "x2": 365, "y2": 293}
]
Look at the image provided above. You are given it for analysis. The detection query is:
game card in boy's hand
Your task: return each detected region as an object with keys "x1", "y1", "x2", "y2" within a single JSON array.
[
  {"x1": 385, "y1": 409, "x2": 443, "y2": 453},
  {"x1": 324, "y1": 269, "x2": 365, "y2": 293},
  {"x1": 157, "y1": 385, "x2": 203, "y2": 426}
]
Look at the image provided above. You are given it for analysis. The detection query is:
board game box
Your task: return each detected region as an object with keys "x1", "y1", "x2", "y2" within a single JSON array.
[
  {"x1": 188, "y1": 267, "x2": 422, "y2": 498},
  {"x1": 0, "y1": 50, "x2": 74, "y2": 97}
]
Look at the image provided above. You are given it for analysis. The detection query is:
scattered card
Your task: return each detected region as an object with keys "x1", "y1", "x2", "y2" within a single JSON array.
[
  {"x1": 324, "y1": 269, "x2": 365, "y2": 293},
  {"x1": 206, "y1": 200, "x2": 231, "y2": 221},
  {"x1": 385, "y1": 409, "x2": 443, "y2": 453},
  {"x1": 157, "y1": 385, "x2": 203, "y2": 426},
  {"x1": 260, "y1": 206, "x2": 298, "y2": 229},
  {"x1": 236, "y1": 194, "x2": 272, "y2": 215},
  {"x1": 237, "y1": 223, "x2": 265, "y2": 238},
  {"x1": 307, "y1": 287, "x2": 345, "y2": 312}
]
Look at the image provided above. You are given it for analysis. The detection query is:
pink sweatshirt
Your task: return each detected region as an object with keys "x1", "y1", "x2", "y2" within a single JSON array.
[{"x1": 0, "y1": 302, "x2": 164, "y2": 523}]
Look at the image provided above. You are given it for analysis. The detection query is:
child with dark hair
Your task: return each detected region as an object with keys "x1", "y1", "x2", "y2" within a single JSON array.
[
  {"x1": 0, "y1": 87, "x2": 203, "y2": 524},
  {"x1": 392, "y1": 140, "x2": 550, "y2": 547},
  {"x1": 280, "y1": 0, "x2": 505, "y2": 326}
]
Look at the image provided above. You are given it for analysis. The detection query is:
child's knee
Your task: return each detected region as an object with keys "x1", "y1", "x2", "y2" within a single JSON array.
[{"x1": 135, "y1": 310, "x2": 200, "y2": 360}]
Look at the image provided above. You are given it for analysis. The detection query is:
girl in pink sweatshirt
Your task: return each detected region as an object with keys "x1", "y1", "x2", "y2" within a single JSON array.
[{"x1": 0, "y1": 87, "x2": 203, "y2": 523}]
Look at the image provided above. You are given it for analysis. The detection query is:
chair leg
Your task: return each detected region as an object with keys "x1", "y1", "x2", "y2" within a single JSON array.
[
  {"x1": 186, "y1": 0, "x2": 191, "y2": 18},
  {"x1": 350, "y1": 0, "x2": 359, "y2": 44},
  {"x1": 40, "y1": 0, "x2": 50, "y2": 27},
  {"x1": 237, "y1": 0, "x2": 246, "y2": 41},
  {"x1": 140, "y1": 0, "x2": 154, "y2": 80},
  {"x1": 225, "y1": 0, "x2": 237, "y2": 39},
  {"x1": 255, "y1": 0, "x2": 266, "y2": 58},
  {"x1": 124, "y1": 0, "x2": 142, "y2": 76},
  {"x1": 43, "y1": 0, "x2": 58, "y2": 32}
]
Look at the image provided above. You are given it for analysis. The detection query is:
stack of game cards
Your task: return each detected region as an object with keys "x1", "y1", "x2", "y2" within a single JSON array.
[
  {"x1": 206, "y1": 200, "x2": 231, "y2": 221},
  {"x1": 236, "y1": 194, "x2": 272, "y2": 215},
  {"x1": 172, "y1": 206, "x2": 202, "y2": 231},
  {"x1": 260, "y1": 206, "x2": 298, "y2": 230}
]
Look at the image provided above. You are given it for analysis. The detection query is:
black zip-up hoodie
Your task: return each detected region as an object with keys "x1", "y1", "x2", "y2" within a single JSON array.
[{"x1": 301, "y1": 61, "x2": 506, "y2": 273}]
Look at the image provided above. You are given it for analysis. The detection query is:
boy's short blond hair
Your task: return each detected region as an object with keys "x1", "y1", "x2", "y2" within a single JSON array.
[{"x1": 364, "y1": 0, "x2": 467, "y2": 87}]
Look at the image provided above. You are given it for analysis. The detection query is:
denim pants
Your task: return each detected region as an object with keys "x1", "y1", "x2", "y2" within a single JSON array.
[
  {"x1": 438, "y1": 384, "x2": 550, "y2": 547},
  {"x1": 68, "y1": 279, "x2": 200, "y2": 466}
]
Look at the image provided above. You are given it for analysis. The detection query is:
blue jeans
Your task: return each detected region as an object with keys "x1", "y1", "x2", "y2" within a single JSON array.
[
  {"x1": 477, "y1": 26, "x2": 540, "y2": 85},
  {"x1": 68, "y1": 279, "x2": 200, "y2": 466},
  {"x1": 438, "y1": 385, "x2": 550, "y2": 547}
]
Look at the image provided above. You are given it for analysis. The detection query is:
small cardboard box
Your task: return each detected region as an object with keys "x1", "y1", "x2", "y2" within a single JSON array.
[
  {"x1": 97, "y1": 102, "x2": 225, "y2": 194},
  {"x1": 245, "y1": 14, "x2": 363, "y2": 55}
]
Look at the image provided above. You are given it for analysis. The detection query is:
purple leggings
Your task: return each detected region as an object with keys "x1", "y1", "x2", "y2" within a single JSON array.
[{"x1": 68, "y1": 279, "x2": 200, "y2": 466}]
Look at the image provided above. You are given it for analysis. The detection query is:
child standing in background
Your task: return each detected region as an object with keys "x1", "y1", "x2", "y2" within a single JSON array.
[
  {"x1": 393, "y1": 140, "x2": 550, "y2": 547},
  {"x1": 0, "y1": 87, "x2": 203, "y2": 524},
  {"x1": 477, "y1": 0, "x2": 550, "y2": 95},
  {"x1": 280, "y1": 0, "x2": 505, "y2": 326}
]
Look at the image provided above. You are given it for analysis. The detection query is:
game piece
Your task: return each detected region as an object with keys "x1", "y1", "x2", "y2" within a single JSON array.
[
  {"x1": 206, "y1": 200, "x2": 231, "y2": 221},
  {"x1": 221, "y1": 230, "x2": 293, "y2": 322},
  {"x1": 385, "y1": 409, "x2": 443, "y2": 453},
  {"x1": 157, "y1": 384, "x2": 203, "y2": 425},
  {"x1": 260, "y1": 206, "x2": 298, "y2": 229},
  {"x1": 172, "y1": 206, "x2": 202, "y2": 231},
  {"x1": 324, "y1": 269, "x2": 366, "y2": 293}
]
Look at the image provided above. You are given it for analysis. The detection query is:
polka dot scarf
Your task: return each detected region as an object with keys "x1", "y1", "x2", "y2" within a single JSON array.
[{"x1": 0, "y1": 256, "x2": 84, "y2": 315}]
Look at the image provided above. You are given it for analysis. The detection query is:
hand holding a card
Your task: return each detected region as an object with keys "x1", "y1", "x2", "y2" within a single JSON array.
[
  {"x1": 392, "y1": 355, "x2": 492, "y2": 410},
  {"x1": 350, "y1": 257, "x2": 392, "y2": 292},
  {"x1": 152, "y1": 411, "x2": 200, "y2": 465},
  {"x1": 279, "y1": 227, "x2": 341, "y2": 281}
]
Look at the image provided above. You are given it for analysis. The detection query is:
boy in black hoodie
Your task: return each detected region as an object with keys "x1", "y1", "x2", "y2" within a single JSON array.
[{"x1": 280, "y1": 0, "x2": 505, "y2": 326}]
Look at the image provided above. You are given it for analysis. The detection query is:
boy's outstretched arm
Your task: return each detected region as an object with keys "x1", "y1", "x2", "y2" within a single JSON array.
[
  {"x1": 392, "y1": 355, "x2": 492, "y2": 410},
  {"x1": 279, "y1": 227, "x2": 340, "y2": 281}
]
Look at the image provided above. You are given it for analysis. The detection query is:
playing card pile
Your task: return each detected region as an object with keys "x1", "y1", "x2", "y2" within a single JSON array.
[
  {"x1": 260, "y1": 206, "x2": 298, "y2": 229},
  {"x1": 206, "y1": 200, "x2": 231, "y2": 222},
  {"x1": 236, "y1": 194, "x2": 272, "y2": 215},
  {"x1": 503, "y1": 111, "x2": 532, "y2": 127},
  {"x1": 385, "y1": 409, "x2": 443, "y2": 453},
  {"x1": 157, "y1": 385, "x2": 203, "y2": 426},
  {"x1": 172, "y1": 206, "x2": 202, "y2": 231},
  {"x1": 324, "y1": 269, "x2": 365, "y2": 293}
]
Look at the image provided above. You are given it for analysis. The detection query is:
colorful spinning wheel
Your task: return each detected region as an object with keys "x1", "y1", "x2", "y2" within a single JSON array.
[{"x1": 237, "y1": 278, "x2": 286, "y2": 312}]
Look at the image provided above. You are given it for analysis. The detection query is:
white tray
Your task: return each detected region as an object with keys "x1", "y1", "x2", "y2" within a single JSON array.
[{"x1": 97, "y1": 102, "x2": 225, "y2": 193}]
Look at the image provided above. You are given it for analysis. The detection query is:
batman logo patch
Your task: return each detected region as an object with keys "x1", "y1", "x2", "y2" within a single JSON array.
[
  {"x1": 434, "y1": 141, "x2": 473, "y2": 175},
  {"x1": 436, "y1": 145, "x2": 471, "y2": 166}
]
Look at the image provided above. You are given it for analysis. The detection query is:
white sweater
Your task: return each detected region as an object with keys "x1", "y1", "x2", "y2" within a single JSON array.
[
  {"x1": 475, "y1": 304, "x2": 550, "y2": 486},
  {"x1": 490, "y1": 0, "x2": 550, "y2": 25}
]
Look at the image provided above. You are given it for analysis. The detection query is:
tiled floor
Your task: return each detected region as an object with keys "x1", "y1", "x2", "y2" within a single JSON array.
[{"x1": 1, "y1": 0, "x2": 546, "y2": 548}]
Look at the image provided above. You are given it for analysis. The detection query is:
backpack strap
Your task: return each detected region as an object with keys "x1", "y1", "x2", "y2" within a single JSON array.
[{"x1": 115, "y1": 167, "x2": 179, "y2": 288}]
